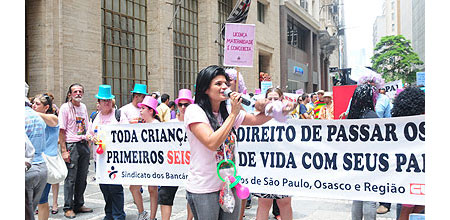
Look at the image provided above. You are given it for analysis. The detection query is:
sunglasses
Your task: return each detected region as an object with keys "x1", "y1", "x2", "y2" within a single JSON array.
[{"x1": 178, "y1": 103, "x2": 190, "y2": 107}]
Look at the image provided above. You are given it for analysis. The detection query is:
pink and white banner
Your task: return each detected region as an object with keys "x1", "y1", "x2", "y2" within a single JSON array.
[{"x1": 224, "y1": 23, "x2": 255, "y2": 67}]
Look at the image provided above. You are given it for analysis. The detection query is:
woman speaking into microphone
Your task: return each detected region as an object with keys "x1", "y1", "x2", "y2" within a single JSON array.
[{"x1": 183, "y1": 65, "x2": 295, "y2": 219}]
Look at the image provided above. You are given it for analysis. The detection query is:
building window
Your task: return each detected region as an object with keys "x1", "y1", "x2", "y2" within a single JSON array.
[
  {"x1": 287, "y1": 16, "x2": 307, "y2": 51},
  {"x1": 392, "y1": 23, "x2": 395, "y2": 32},
  {"x1": 392, "y1": 12, "x2": 395, "y2": 21},
  {"x1": 300, "y1": 0, "x2": 308, "y2": 12},
  {"x1": 257, "y1": 2, "x2": 265, "y2": 23},
  {"x1": 173, "y1": 0, "x2": 199, "y2": 94},
  {"x1": 101, "y1": 0, "x2": 148, "y2": 107},
  {"x1": 218, "y1": 0, "x2": 233, "y2": 66}
]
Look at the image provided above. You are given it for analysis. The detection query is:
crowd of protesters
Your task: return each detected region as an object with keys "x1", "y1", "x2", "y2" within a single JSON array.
[{"x1": 25, "y1": 65, "x2": 424, "y2": 220}]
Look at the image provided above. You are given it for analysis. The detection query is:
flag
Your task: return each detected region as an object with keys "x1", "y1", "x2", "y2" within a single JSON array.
[
  {"x1": 226, "y1": 0, "x2": 251, "y2": 23},
  {"x1": 220, "y1": 0, "x2": 252, "y2": 39}
]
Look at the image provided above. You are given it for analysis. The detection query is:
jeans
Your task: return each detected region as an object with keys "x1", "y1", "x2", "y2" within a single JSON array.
[
  {"x1": 186, "y1": 189, "x2": 241, "y2": 220},
  {"x1": 25, "y1": 163, "x2": 48, "y2": 220},
  {"x1": 64, "y1": 141, "x2": 90, "y2": 211},
  {"x1": 352, "y1": 201, "x2": 377, "y2": 220},
  {"x1": 99, "y1": 184, "x2": 126, "y2": 220},
  {"x1": 38, "y1": 183, "x2": 52, "y2": 204}
]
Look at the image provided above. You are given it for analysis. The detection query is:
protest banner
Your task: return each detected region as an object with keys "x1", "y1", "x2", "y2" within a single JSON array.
[
  {"x1": 96, "y1": 116, "x2": 425, "y2": 205},
  {"x1": 260, "y1": 81, "x2": 272, "y2": 96},
  {"x1": 95, "y1": 122, "x2": 190, "y2": 186},
  {"x1": 416, "y1": 72, "x2": 425, "y2": 86},
  {"x1": 223, "y1": 23, "x2": 255, "y2": 67},
  {"x1": 384, "y1": 80, "x2": 403, "y2": 100}
]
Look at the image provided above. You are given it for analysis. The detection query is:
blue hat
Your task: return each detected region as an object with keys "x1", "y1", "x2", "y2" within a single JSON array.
[
  {"x1": 130, "y1": 83, "x2": 148, "y2": 95},
  {"x1": 95, "y1": 85, "x2": 115, "y2": 100}
]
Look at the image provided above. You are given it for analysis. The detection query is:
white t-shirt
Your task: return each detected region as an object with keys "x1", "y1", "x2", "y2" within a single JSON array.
[
  {"x1": 120, "y1": 103, "x2": 143, "y2": 124},
  {"x1": 184, "y1": 104, "x2": 246, "y2": 193}
]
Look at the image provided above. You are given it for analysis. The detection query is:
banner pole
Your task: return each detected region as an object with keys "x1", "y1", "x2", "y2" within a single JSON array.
[{"x1": 235, "y1": 66, "x2": 240, "y2": 92}]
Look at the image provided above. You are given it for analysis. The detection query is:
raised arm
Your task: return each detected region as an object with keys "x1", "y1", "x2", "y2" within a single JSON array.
[{"x1": 37, "y1": 112, "x2": 58, "y2": 127}]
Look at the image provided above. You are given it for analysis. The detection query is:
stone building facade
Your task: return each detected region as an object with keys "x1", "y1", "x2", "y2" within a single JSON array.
[{"x1": 26, "y1": 0, "x2": 281, "y2": 111}]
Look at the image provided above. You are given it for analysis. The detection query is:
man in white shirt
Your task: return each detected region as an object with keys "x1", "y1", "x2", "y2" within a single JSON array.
[{"x1": 120, "y1": 83, "x2": 147, "y2": 124}]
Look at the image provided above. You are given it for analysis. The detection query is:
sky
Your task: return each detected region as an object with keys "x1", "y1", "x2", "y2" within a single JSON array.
[{"x1": 343, "y1": 0, "x2": 384, "y2": 80}]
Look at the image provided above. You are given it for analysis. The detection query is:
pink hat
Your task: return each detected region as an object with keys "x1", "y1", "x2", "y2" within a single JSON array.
[
  {"x1": 255, "y1": 88, "x2": 261, "y2": 95},
  {"x1": 138, "y1": 96, "x2": 159, "y2": 114},
  {"x1": 175, "y1": 89, "x2": 194, "y2": 105}
]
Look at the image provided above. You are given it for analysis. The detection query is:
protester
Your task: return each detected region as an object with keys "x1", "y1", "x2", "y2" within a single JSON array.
[
  {"x1": 391, "y1": 87, "x2": 425, "y2": 220},
  {"x1": 225, "y1": 68, "x2": 254, "y2": 114},
  {"x1": 225, "y1": 68, "x2": 252, "y2": 220},
  {"x1": 294, "y1": 93, "x2": 313, "y2": 119},
  {"x1": 131, "y1": 96, "x2": 161, "y2": 220},
  {"x1": 157, "y1": 94, "x2": 171, "y2": 122},
  {"x1": 303, "y1": 93, "x2": 314, "y2": 118},
  {"x1": 347, "y1": 84, "x2": 378, "y2": 220},
  {"x1": 168, "y1": 101, "x2": 177, "y2": 119},
  {"x1": 313, "y1": 90, "x2": 326, "y2": 119},
  {"x1": 32, "y1": 93, "x2": 60, "y2": 220},
  {"x1": 25, "y1": 85, "x2": 48, "y2": 220},
  {"x1": 318, "y1": 92, "x2": 334, "y2": 120},
  {"x1": 290, "y1": 96, "x2": 303, "y2": 119},
  {"x1": 120, "y1": 83, "x2": 147, "y2": 123},
  {"x1": 356, "y1": 73, "x2": 392, "y2": 214},
  {"x1": 254, "y1": 87, "x2": 294, "y2": 220},
  {"x1": 58, "y1": 83, "x2": 93, "y2": 218},
  {"x1": 159, "y1": 89, "x2": 194, "y2": 220},
  {"x1": 184, "y1": 65, "x2": 294, "y2": 219},
  {"x1": 87, "y1": 85, "x2": 128, "y2": 220}
]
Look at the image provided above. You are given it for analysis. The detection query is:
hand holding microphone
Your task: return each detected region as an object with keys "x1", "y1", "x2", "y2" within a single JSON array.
[{"x1": 224, "y1": 89, "x2": 254, "y2": 107}]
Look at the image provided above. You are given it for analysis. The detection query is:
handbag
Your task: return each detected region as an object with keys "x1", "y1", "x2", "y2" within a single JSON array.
[{"x1": 42, "y1": 150, "x2": 68, "y2": 184}]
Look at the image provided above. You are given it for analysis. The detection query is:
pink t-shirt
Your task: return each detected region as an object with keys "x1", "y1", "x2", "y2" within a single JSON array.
[
  {"x1": 58, "y1": 102, "x2": 90, "y2": 143},
  {"x1": 120, "y1": 103, "x2": 143, "y2": 124},
  {"x1": 184, "y1": 104, "x2": 246, "y2": 193}
]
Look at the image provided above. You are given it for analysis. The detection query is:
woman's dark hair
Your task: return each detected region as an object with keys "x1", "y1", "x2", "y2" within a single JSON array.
[
  {"x1": 143, "y1": 105, "x2": 161, "y2": 122},
  {"x1": 391, "y1": 86, "x2": 425, "y2": 117},
  {"x1": 194, "y1": 65, "x2": 231, "y2": 131},
  {"x1": 347, "y1": 84, "x2": 375, "y2": 119},
  {"x1": 65, "y1": 83, "x2": 84, "y2": 103},
  {"x1": 168, "y1": 101, "x2": 176, "y2": 108}
]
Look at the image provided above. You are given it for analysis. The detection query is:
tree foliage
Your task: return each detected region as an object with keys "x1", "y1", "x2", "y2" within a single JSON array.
[{"x1": 371, "y1": 35, "x2": 424, "y2": 83}]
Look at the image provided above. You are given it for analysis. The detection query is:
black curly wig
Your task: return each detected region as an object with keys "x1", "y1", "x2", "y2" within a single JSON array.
[
  {"x1": 347, "y1": 84, "x2": 376, "y2": 119},
  {"x1": 391, "y1": 86, "x2": 425, "y2": 117}
]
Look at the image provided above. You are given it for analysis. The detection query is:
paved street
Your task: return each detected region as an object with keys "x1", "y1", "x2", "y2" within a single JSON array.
[{"x1": 38, "y1": 161, "x2": 398, "y2": 220}]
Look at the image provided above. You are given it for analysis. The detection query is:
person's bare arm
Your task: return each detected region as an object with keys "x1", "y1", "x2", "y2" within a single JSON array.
[
  {"x1": 59, "y1": 129, "x2": 70, "y2": 163},
  {"x1": 37, "y1": 112, "x2": 58, "y2": 127}
]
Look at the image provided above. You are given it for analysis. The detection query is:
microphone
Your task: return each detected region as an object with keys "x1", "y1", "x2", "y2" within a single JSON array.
[{"x1": 224, "y1": 89, "x2": 254, "y2": 107}]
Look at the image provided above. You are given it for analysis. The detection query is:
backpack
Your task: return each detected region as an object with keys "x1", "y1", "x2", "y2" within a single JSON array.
[{"x1": 91, "y1": 109, "x2": 121, "y2": 122}]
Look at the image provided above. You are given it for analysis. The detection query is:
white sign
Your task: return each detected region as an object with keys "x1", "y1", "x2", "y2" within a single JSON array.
[{"x1": 384, "y1": 80, "x2": 403, "y2": 99}]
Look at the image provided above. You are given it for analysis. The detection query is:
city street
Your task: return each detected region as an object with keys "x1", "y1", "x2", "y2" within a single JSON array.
[{"x1": 37, "y1": 161, "x2": 398, "y2": 220}]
